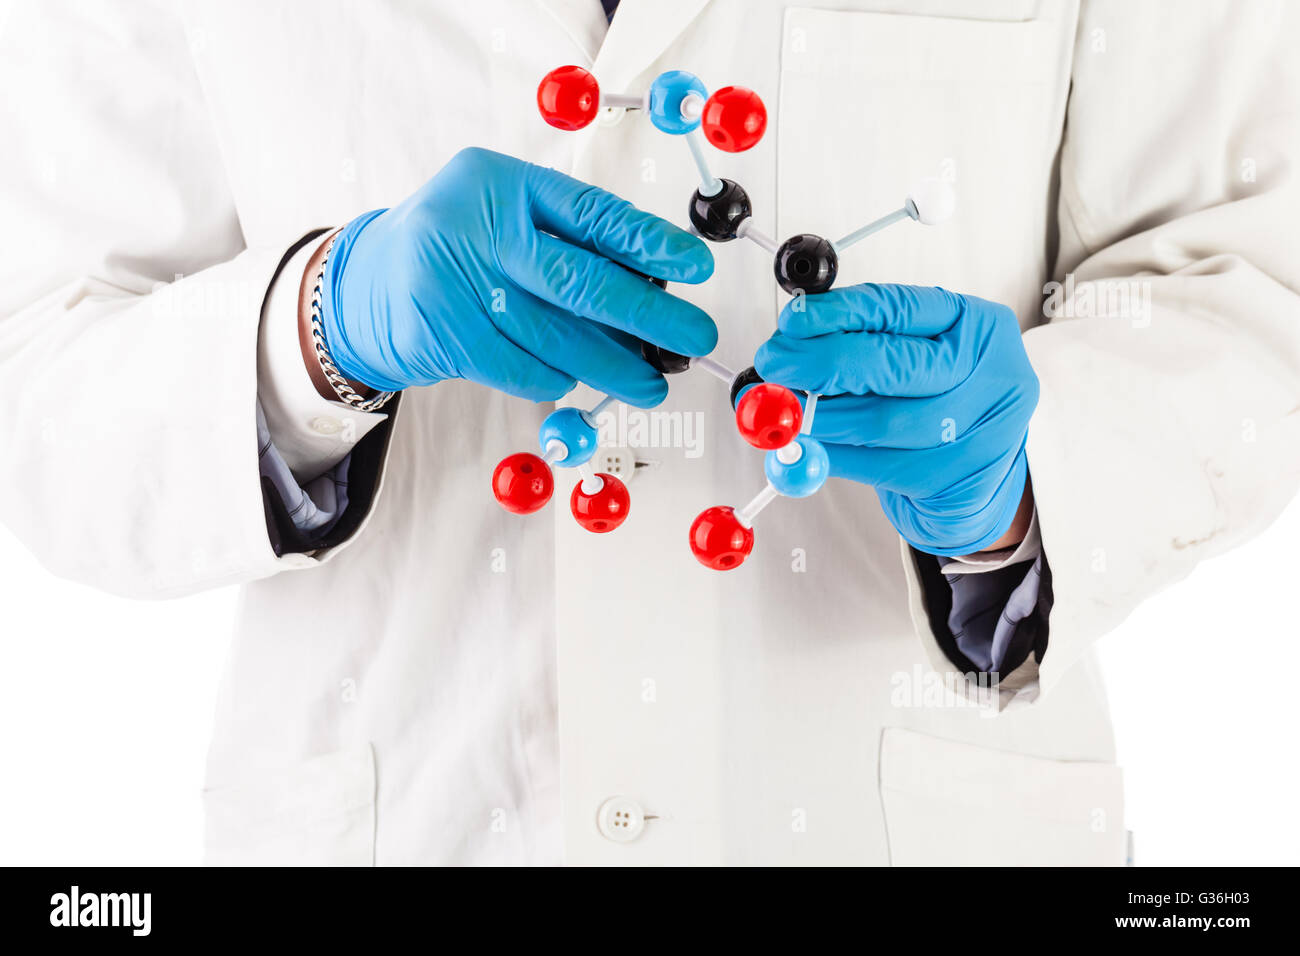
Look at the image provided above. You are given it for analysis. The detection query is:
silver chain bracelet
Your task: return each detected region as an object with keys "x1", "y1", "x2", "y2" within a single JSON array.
[{"x1": 310, "y1": 236, "x2": 396, "y2": 413}]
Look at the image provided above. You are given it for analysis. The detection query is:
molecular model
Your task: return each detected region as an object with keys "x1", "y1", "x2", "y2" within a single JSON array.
[{"x1": 491, "y1": 65, "x2": 955, "y2": 570}]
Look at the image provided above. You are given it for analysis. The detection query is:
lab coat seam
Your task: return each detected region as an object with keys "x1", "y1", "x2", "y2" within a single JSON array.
[
  {"x1": 1057, "y1": 164, "x2": 1100, "y2": 263},
  {"x1": 171, "y1": 8, "x2": 254, "y2": 252},
  {"x1": 876, "y1": 727, "x2": 893, "y2": 867}
]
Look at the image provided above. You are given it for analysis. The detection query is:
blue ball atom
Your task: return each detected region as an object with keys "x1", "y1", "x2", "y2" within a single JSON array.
[
  {"x1": 647, "y1": 70, "x2": 708, "y2": 135},
  {"x1": 538, "y1": 407, "x2": 599, "y2": 467},
  {"x1": 764, "y1": 435, "x2": 829, "y2": 498}
]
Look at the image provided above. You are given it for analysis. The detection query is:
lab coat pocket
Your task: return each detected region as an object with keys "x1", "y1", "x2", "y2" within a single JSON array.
[
  {"x1": 879, "y1": 728, "x2": 1125, "y2": 866},
  {"x1": 203, "y1": 744, "x2": 376, "y2": 866},
  {"x1": 776, "y1": 7, "x2": 1071, "y2": 322}
]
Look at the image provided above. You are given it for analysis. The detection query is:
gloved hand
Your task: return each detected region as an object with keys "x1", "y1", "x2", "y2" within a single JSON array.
[
  {"x1": 755, "y1": 283, "x2": 1037, "y2": 556},
  {"x1": 319, "y1": 147, "x2": 716, "y2": 406}
]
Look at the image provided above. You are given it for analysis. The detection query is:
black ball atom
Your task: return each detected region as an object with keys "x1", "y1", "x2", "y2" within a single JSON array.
[
  {"x1": 774, "y1": 234, "x2": 838, "y2": 295},
  {"x1": 641, "y1": 341, "x2": 692, "y2": 375},
  {"x1": 688, "y1": 178, "x2": 752, "y2": 243},
  {"x1": 622, "y1": 266, "x2": 667, "y2": 290},
  {"x1": 729, "y1": 366, "x2": 765, "y2": 409}
]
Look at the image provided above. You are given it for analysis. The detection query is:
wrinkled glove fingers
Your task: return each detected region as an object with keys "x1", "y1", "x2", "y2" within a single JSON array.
[
  {"x1": 508, "y1": 230, "x2": 718, "y2": 358},
  {"x1": 777, "y1": 283, "x2": 968, "y2": 338},
  {"x1": 525, "y1": 165, "x2": 714, "y2": 284},
  {"x1": 756, "y1": 329, "x2": 975, "y2": 396},
  {"x1": 453, "y1": 326, "x2": 576, "y2": 403},
  {"x1": 808, "y1": 377, "x2": 1027, "y2": 448},
  {"x1": 824, "y1": 439, "x2": 1026, "y2": 503},
  {"x1": 479, "y1": 284, "x2": 669, "y2": 407}
]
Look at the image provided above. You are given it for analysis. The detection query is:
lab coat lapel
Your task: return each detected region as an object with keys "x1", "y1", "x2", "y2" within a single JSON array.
[
  {"x1": 592, "y1": 0, "x2": 713, "y2": 92},
  {"x1": 533, "y1": 0, "x2": 609, "y2": 64}
]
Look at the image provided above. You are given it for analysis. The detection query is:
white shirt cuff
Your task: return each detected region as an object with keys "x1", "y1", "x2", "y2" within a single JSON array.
[
  {"x1": 257, "y1": 233, "x2": 387, "y2": 483},
  {"x1": 940, "y1": 507, "x2": 1042, "y2": 575}
]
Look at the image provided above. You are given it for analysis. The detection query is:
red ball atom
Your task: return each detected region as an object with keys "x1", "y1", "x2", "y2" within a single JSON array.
[
  {"x1": 570, "y1": 473, "x2": 631, "y2": 533},
  {"x1": 735, "y1": 383, "x2": 803, "y2": 449},
  {"x1": 701, "y1": 86, "x2": 767, "y2": 152},
  {"x1": 492, "y1": 453, "x2": 555, "y2": 514},
  {"x1": 689, "y1": 506, "x2": 755, "y2": 571},
  {"x1": 537, "y1": 65, "x2": 601, "y2": 131}
]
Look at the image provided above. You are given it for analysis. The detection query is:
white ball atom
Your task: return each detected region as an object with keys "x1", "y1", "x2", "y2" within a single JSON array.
[{"x1": 907, "y1": 178, "x2": 956, "y2": 225}]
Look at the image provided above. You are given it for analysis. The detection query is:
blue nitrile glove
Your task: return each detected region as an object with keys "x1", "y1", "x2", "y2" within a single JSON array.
[
  {"x1": 755, "y1": 284, "x2": 1038, "y2": 556},
  {"x1": 320, "y1": 147, "x2": 716, "y2": 406}
]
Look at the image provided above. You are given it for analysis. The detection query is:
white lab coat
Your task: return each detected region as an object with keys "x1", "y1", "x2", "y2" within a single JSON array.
[{"x1": 1, "y1": 0, "x2": 1297, "y2": 865}]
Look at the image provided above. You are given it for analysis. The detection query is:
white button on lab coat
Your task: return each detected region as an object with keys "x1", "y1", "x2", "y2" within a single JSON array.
[{"x1": 1, "y1": 0, "x2": 1297, "y2": 865}]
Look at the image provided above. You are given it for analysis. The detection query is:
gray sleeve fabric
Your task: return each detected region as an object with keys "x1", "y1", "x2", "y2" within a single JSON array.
[
  {"x1": 940, "y1": 553, "x2": 1045, "y2": 674},
  {"x1": 257, "y1": 400, "x2": 350, "y2": 540}
]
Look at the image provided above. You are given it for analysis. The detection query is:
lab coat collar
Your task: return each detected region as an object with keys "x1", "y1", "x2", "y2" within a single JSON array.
[
  {"x1": 536, "y1": 0, "x2": 713, "y2": 91},
  {"x1": 534, "y1": 0, "x2": 609, "y2": 63}
]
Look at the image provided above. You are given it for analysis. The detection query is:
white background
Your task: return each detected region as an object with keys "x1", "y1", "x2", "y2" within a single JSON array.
[{"x1": 0, "y1": 497, "x2": 1296, "y2": 866}]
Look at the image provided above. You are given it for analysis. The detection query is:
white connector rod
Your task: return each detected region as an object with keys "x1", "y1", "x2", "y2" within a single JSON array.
[
  {"x1": 576, "y1": 461, "x2": 604, "y2": 494},
  {"x1": 685, "y1": 129, "x2": 723, "y2": 197},
  {"x1": 691, "y1": 355, "x2": 736, "y2": 384},
  {"x1": 735, "y1": 483, "x2": 779, "y2": 527},
  {"x1": 801, "y1": 393, "x2": 819, "y2": 434},
  {"x1": 542, "y1": 439, "x2": 568, "y2": 465},
  {"x1": 832, "y1": 207, "x2": 910, "y2": 254},
  {"x1": 834, "y1": 180, "x2": 957, "y2": 252},
  {"x1": 586, "y1": 394, "x2": 616, "y2": 421},
  {"x1": 735, "y1": 217, "x2": 779, "y2": 254},
  {"x1": 776, "y1": 441, "x2": 803, "y2": 465},
  {"x1": 600, "y1": 92, "x2": 646, "y2": 110}
]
